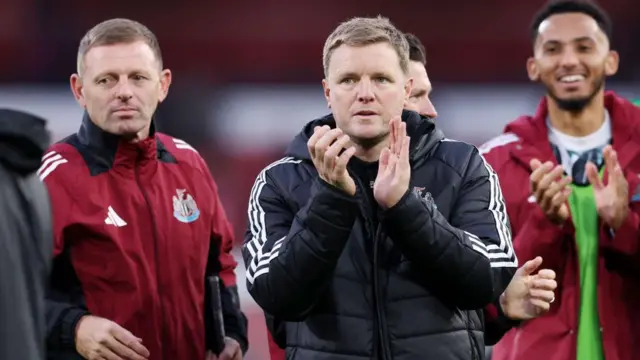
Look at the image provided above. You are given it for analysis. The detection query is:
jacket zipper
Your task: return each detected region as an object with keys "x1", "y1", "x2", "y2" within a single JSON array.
[
  {"x1": 373, "y1": 230, "x2": 392, "y2": 360},
  {"x1": 135, "y1": 154, "x2": 166, "y2": 360},
  {"x1": 354, "y1": 176, "x2": 392, "y2": 360}
]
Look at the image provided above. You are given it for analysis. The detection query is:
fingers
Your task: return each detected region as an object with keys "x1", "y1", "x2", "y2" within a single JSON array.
[
  {"x1": 603, "y1": 145, "x2": 616, "y2": 173},
  {"x1": 307, "y1": 125, "x2": 330, "y2": 159},
  {"x1": 311, "y1": 128, "x2": 343, "y2": 167},
  {"x1": 400, "y1": 135, "x2": 410, "y2": 165},
  {"x1": 334, "y1": 146, "x2": 356, "y2": 177},
  {"x1": 93, "y1": 344, "x2": 124, "y2": 360},
  {"x1": 389, "y1": 117, "x2": 397, "y2": 155},
  {"x1": 379, "y1": 147, "x2": 390, "y2": 174},
  {"x1": 528, "y1": 287, "x2": 556, "y2": 303},
  {"x1": 585, "y1": 162, "x2": 604, "y2": 190},
  {"x1": 549, "y1": 186, "x2": 572, "y2": 211},
  {"x1": 386, "y1": 150, "x2": 398, "y2": 176},
  {"x1": 605, "y1": 147, "x2": 628, "y2": 192},
  {"x1": 110, "y1": 327, "x2": 149, "y2": 358},
  {"x1": 539, "y1": 174, "x2": 572, "y2": 210},
  {"x1": 323, "y1": 134, "x2": 351, "y2": 172},
  {"x1": 519, "y1": 256, "x2": 543, "y2": 276},
  {"x1": 529, "y1": 161, "x2": 554, "y2": 192},
  {"x1": 532, "y1": 277, "x2": 557, "y2": 291},
  {"x1": 106, "y1": 337, "x2": 147, "y2": 360},
  {"x1": 536, "y1": 268, "x2": 556, "y2": 280},
  {"x1": 528, "y1": 298, "x2": 551, "y2": 313},
  {"x1": 218, "y1": 341, "x2": 241, "y2": 360},
  {"x1": 530, "y1": 158, "x2": 543, "y2": 171},
  {"x1": 536, "y1": 165, "x2": 564, "y2": 193}
]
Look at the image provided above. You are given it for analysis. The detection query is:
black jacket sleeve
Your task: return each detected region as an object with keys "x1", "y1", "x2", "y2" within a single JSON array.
[
  {"x1": 483, "y1": 300, "x2": 520, "y2": 345},
  {"x1": 381, "y1": 148, "x2": 517, "y2": 309},
  {"x1": 46, "y1": 296, "x2": 90, "y2": 353},
  {"x1": 242, "y1": 170, "x2": 359, "y2": 321}
]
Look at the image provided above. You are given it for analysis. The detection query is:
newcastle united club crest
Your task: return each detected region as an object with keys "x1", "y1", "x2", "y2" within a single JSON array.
[{"x1": 172, "y1": 189, "x2": 200, "y2": 223}]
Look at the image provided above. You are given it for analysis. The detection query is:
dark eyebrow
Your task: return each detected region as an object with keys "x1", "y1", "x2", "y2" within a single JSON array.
[{"x1": 337, "y1": 72, "x2": 359, "y2": 79}]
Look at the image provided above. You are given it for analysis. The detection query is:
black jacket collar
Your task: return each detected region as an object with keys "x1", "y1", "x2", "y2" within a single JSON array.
[{"x1": 74, "y1": 112, "x2": 162, "y2": 175}]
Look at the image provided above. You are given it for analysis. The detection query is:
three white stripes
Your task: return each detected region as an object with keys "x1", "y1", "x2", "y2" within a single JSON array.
[
  {"x1": 474, "y1": 153, "x2": 517, "y2": 268},
  {"x1": 245, "y1": 157, "x2": 301, "y2": 284},
  {"x1": 173, "y1": 138, "x2": 198, "y2": 153},
  {"x1": 37, "y1": 138, "x2": 198, "y2": 182},
  {"x1": 38, "y1": 151, "x2": 68, "y2": 181}
]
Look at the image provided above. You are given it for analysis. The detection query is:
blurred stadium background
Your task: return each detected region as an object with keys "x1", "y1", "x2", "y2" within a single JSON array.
[{"x1": 2, "y1": 0, "x2": 638, "y2": 358}]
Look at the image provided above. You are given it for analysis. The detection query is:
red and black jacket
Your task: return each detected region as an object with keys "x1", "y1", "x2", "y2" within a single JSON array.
[{"x1": 41, "y1": 113, "x2": 247, "y2": 360}]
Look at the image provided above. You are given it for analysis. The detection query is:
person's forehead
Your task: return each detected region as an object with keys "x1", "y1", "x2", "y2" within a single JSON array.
[
  {"x1": 409, "y1": 62, "x2": 430, "y2": 87},
  {"x1": 329, "y1": 42, "x2": 403, "y2": 74},
  {"x1": 537, "y1": 12, "x2": 601, "y2": 43},
  {"x1": 83, "y1": 41, "x2": 157, "y2": 71}
]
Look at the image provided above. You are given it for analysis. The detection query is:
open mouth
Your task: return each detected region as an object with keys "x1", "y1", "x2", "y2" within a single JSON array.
[{"x1": 558, "y1": 74, "x2": 586, "y2": 84}]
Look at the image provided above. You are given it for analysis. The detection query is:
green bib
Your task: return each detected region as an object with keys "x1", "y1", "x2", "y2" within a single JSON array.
[{"x1": 568, "y1": 174, "x2": 605, "y2": 360}]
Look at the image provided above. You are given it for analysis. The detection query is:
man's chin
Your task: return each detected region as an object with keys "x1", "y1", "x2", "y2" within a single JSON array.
[
  {"x1": 350, "y1": 131, "x2": 388, "y2": 150},
  {"x1": 110, "y1": 120, "x2": 149, "y2": 139},
  {"x1": 551, "y1": 94, "x2": 594, "y2": 112}
]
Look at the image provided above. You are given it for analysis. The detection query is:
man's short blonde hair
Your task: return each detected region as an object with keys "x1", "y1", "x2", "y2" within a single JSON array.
[
  {"x1": 322, "y1": 16, "x2": 410, "y2": 78},
  {"x1": 76, "y1": 18, "x2": 162, "y2": 75}
]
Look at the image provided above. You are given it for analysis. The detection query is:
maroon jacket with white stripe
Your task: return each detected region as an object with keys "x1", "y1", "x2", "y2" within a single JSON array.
[{"x1": 40, "y1": 114, "x2": 247, "y2": 360}]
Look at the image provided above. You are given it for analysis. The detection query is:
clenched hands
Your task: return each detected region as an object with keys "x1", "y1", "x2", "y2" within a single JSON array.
[
  {"x1": 374, "y1": 117, "x2": 411, "y2": 209},
  {"x1": 500, "y1": 257, "x2": 557, "y2": 320},
  {"x1": 586, "y1": 145, "x2": 629, "y2": 230},
  {"x1": 308, "y1": 125, "x2": 357, "y2": 196}
]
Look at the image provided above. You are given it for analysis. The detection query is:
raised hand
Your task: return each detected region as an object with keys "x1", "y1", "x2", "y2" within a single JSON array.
[
  {"x1": 529, "y1": 159, "x2": 573, "y2": 224},
  {"x1": 373, "y1": 117, "x2": 411, "y2": 209},
  {"x1": 586, "y1": 145, "x2": 629, "y2": 230},
  {"x1": 499, "y1": 257, "x2": 557, "y2": 320},
  {"x1": 307, "y1": 125, "x2": 357, "y2": 195}
]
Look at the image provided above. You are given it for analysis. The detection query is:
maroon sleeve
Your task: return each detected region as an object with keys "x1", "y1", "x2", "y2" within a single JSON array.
[
  {"x1": 39, "y1": 147, "x2": 91, "y2": 353},
  {"x1": 39, "y1": 147, "x2": 75, "y2": 257}
]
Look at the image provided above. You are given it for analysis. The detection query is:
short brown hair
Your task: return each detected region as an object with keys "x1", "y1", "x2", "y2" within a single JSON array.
[
  {"x1": 77, "y1": 18, "x2": 163, "y2": 74},
  {"x1": 404, "y1": 33, "x2": 427, "y2": 66},
  {"x1": 322, "y1": 16, "x2": 410, "y2": 78}
]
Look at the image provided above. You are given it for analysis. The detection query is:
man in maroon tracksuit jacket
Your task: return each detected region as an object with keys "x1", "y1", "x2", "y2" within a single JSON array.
[
  {"x1": 40, "y1": 19, "x2": 247, "y2": 360},
  {"x1": 482, "y1": 1, "x2": 640, "y2": 359}
]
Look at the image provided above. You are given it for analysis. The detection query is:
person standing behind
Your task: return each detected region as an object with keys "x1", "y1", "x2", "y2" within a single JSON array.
[
  {"x1": 482, "y1": 1, "x2": 640, "y2": 360},
  {"x1": 41, "y1": 19, "x2": 247, "y2": 360},
  {"x1": 0, "y1": 109, "x2": 53, "y2": 360}
]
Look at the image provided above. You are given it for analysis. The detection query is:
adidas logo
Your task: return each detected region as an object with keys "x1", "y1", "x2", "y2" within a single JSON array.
[{"x1": 105, "y1": 206, "x2": 127, "y2": 227}]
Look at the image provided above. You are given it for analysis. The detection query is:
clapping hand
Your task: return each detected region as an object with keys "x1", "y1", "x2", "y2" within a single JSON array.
[
  {"x1": 307, "y1": 125, "x2": 357, "y2": 195},
  {"x1": 586, "y1": 145, "x2": 629, "y2": 230},
  {"x1": 373, "y1": 117, "x2": 411, "y2": 209}
]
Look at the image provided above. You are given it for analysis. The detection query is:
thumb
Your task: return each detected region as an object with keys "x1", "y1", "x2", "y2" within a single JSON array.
[
  {"x1": 530, "y1": 159, "x2": 542, "y2": 171},
  {"x1": 585, "y1": 162, "x2": 603, "y2": 190},
  {"x1": 518, "y1": 256, "x2": 543, "y2": 276}
]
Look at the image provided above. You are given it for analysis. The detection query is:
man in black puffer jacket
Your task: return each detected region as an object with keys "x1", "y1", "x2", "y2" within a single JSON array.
[{"x1": 243, "y1": 16, "x2": 517, "y2": 360}]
